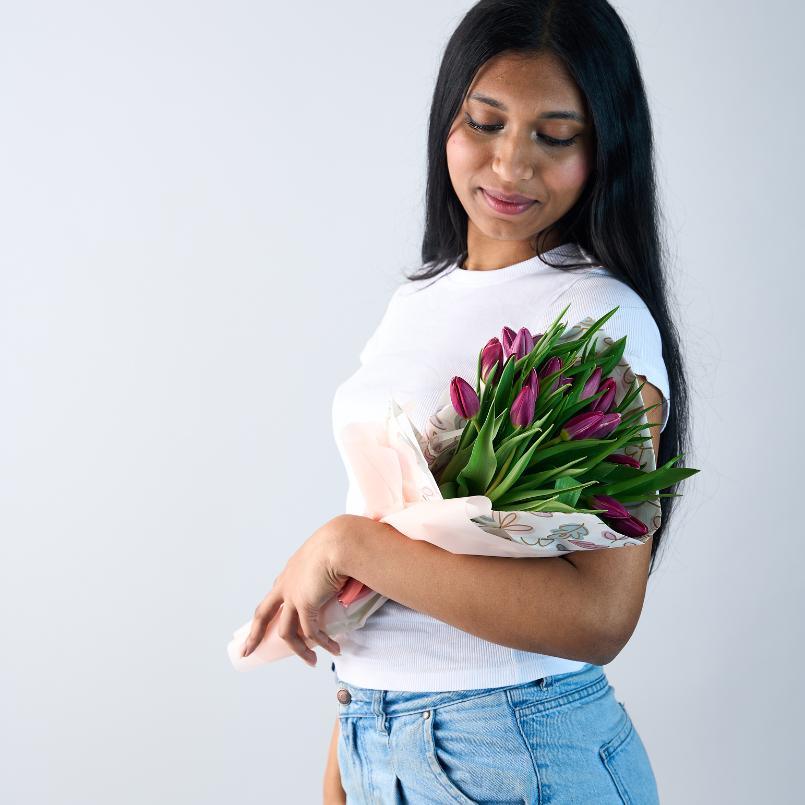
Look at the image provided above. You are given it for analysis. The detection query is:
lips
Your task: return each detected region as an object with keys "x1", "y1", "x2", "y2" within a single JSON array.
[{"x1": 481, "y1": 187, "x2": 537, "y2": 204}]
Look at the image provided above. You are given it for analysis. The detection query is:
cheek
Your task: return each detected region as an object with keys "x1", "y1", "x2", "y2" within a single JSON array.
[
  {"x1": 447, "y1": 130, "x2": 485, "y2": 174},
  {"x1": 545, "y1": 152, "x2": 592, "y2": 193}
]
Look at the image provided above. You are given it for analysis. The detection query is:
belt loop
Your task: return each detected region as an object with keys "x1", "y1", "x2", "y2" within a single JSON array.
[{"x1": 373, "y1": 689, "x2": 388, "y2": 735}]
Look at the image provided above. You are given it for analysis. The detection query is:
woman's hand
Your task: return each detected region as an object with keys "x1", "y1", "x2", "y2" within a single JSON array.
[{"x1": 241, "y1": 515, "x2": 350, "y2": 666}]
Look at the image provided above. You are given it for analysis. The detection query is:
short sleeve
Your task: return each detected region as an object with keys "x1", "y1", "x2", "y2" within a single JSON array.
[{"x1": 552, "y1": 273, "x2": 671, "y2": 433}]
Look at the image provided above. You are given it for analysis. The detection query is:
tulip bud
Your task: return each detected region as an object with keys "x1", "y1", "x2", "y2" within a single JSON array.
[
  {"x1": 550, "y1": 373, "x2": 573, "y2": 394},
  {"x1": 481, "y1": 338, "x2": 504, "y2": 384},
  {"x1": 510, "y1": 386, "x2": 535, "y2": 428},
  {"x1": 560, "y1": 410, "x2": 604, "y2": 440},
  {"x1": 579, "y1": 366, "x2": 602, "y2": 402},
  {"x1": 589, "y1": 494, "x2": 630, "y2": 519},
  {"x1": 538, "y1": 355, "x2": 562, "y2": 379},
  {"x1": 603, "y1": 453, "x2": 641, "y2": 468},
  {"x1": 449, "y1": 376, "x2": 480, "y2": 419},
  {"x1": 586, "y1": 412, "x2": 621, "y2": 439},
  {"x1": 590, "y1": 378, "x2": 616, "y2": 413},
  {"x1": 526, "y1": 367, "x2": 539, "y2": 401},
  {"x1": 501, "y1": 326, "x2": 517, "y2": 358},
  {"x1": 511, "y1": 327, "x2": 535, "y2": 360},
  {"x1": 612, "y1": 514, "x2": 648, "y2": 538}
]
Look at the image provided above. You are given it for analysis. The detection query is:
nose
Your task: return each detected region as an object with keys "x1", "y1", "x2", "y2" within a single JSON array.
[{"x1": 492, "y1": 134, "x2": 535, "y2": 183}]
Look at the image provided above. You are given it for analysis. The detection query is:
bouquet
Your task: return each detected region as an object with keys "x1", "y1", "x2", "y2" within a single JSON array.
[{"x1": 227, "y1": 303, "x2": 698, "y2": 670}]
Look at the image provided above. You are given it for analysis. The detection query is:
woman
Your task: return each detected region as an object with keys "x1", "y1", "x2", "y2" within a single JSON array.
[{"x1": 243, "y1": 0, "x2": 690, "y2": 802}]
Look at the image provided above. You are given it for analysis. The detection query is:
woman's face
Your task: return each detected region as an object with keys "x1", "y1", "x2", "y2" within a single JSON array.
[{"x1": 446, "y1": 50, "x2": 595, "y2": 269}]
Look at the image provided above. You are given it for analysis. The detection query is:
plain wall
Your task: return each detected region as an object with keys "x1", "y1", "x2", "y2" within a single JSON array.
[{"x1": 1, "y1": 1, "x2": 801, "y2": 802}]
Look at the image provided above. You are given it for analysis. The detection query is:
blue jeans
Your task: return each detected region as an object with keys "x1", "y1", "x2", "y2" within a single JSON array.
[{"x1": 331, "y1": 661, "x2": 659, "y2": 804}]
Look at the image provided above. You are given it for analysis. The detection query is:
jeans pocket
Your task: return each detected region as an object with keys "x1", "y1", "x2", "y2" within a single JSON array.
[
  {"x1": 598, "y1": 703, "x2": 660, "y2": 805},
  {"x1": 422, "y1": 696, "x2": 537, "y2": 804},
  {"x1": 422, "y1": 706, "x2": 480, "y2": 804}
]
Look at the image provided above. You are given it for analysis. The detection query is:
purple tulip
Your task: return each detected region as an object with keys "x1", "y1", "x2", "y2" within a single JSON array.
[
  {"x1": 501, "y1": 326, "x2": 517, "y2": 358},
  {"x1": 579, "y1": 367, "x2": 602, "y2": 402},
  {"x1": 450, "y1": 376, "x2": 480, "y2": 419},
  {"x1": 590, "y1": 378, "x2": 617, "y2": 413},
  {"x1": 603, "y1": 453, "x2": 641, "y2": 468},
  {"x1": 560, "y1": 410, "x2": 604, "y2": 440},
  {"x1": 589, "y1": 494, "x2": 630, "y2": 519},
  {"x1": 511, "y1": 327, "x2": 535, "y2": 360},
  {"x1": 526, "y1": 367, "x2": 539, "y2": 401},
  {"x1": 510, "y1": 386, "x2": 536, "y2": 428},
  {"x1": 538, "y1": 356, "x2": 564, "y2": 393},
  {"x1": 538, "y1": 355, "x2": 562, "y2": 379},
  {"x1": 586, "y1": 412, "x2": 621, "y2": 439},
  {"x1": 551, "y1": 373, "x2": 573, "y2": 394},
  {"x1": 481, "y1": 338, "x2": 504, "y2": 384},
  {"x1": 611, "y1": 514, "x2": 648, "y2": 538}
]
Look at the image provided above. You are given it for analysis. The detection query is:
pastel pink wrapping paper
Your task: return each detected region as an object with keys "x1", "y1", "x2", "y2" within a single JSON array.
[{"x1": 227, "y1": 318, "x2": 660, "y2": 671}]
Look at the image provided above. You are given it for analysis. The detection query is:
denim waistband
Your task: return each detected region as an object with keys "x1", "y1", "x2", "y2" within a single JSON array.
[{"x1": 332, "y1": 661, "x2": 606, "y2": 719}]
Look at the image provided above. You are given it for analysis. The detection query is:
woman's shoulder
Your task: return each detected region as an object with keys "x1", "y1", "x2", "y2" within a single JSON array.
[
  {"x1": 561, "y1": 266, "x2": 650, "y2": 312},
  {"x1": 551, "y1": 268, "x2": 663, "y2": 354}
]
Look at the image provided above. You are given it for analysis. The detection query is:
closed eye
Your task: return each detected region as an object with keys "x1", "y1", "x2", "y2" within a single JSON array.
[{"x1": 464, "y1": 113, "x2": 578, "y2": 148}]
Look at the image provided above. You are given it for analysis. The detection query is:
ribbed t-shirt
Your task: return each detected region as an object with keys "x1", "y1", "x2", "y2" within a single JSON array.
[{"x1": 330, "y1": 242, "x2": 670, "y2": 691}]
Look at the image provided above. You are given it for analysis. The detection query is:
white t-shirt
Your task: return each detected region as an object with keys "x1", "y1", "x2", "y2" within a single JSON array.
[{"x1": 330, "y1": 242, "x2": 670, "y2": 691}]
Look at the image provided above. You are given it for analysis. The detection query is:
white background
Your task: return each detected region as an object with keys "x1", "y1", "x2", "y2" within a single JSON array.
[{"x1": 1, "y1": 1, "x2": 800, "y2": 802}]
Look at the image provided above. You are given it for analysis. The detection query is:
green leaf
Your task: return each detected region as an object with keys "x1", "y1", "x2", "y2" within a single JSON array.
[
  {"x1": 456, "y1": 397, "x2": 499, "y2": 494},
  {"x1": 514, "y1": 456, "x2": 589, "y2": 491},
  {"x1": 438, "y1": 480, "x2": 458, "y2": 499},
  {"x1": 593, "y1": 336, "x2": 627, "y2": 377},
  {"x1": 487, "y1": 438, "x2": 557, "y2": 503},
  {"x1": 516, "y1": 495, "x2": 602, "y2": 514},
  {"x1": 495, "y1": 478, "x2": 598, "y2": 507},
  {"x1": 526, "y1": 437, "x2": 615, "y2": 468},
  {"x1": 437, "y1": 442, "x2": 475, "y2": 484},
  {"x1": 615, "y1": 376, "x2": 645, "y2": 413},
  {"x1": 596, "y1": 462, "x2": 700, "y2": 498},
  {"x1": 554, "y1": 475, "x2": 586, "y2": 507}
]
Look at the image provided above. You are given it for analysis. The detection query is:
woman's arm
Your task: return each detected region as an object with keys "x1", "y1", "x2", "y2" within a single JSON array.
[
  {"x1": 323, "y1": 716, "x2": 346, "y2": 804},
  {"x1": 330, "y1": 380, "x2": 663, "y2": 666},
  {"x1": 333, "y1": 517, "x2": 621, "y2": 665}
]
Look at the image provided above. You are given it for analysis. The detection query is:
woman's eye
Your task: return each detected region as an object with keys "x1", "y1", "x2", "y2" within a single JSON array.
[
  {"x1": 464, "y1": 113, "x2": 578, "y2": 147},
  {"x1": 464, "y1": 114, "x2": 502, "y2": 134}
]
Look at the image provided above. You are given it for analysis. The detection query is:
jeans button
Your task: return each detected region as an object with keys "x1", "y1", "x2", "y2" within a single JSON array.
[
  {"x1": 337, "y1": 688, "x2": 352, "y2": 705},
  {"x1": 423, "y1": 710, "x2": 430, "y2": 719}
]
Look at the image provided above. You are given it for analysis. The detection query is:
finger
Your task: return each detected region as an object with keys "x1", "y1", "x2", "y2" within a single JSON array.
[
  {"x1": 242, "y1": 597, "x2": 283, "y2": 657},
  {"x1": 277, "y1": 604, "x2": 316, "y2": 666},
  {"x1": 316, "y1": 630, "x2": 342, "y2": 656},
  {"x1": 298, "y1": 611, "x2": 341, "y2": 656}
]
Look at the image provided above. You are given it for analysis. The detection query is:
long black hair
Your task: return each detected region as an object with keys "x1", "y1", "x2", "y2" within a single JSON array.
[{"x1": 405, "y1": 0, "x2": 691, "y2": 576}]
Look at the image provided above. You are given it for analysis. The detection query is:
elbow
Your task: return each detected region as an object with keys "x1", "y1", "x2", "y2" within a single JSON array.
[
  {"x1": 583, "y1": 635, "x2": 621, "y2": 667},
  {"x1": 589, "y1": 617, "x2": 638, "y2": 666},
  {"x1": 590, "y1": 639, "x2": 625, "y2": 667}
]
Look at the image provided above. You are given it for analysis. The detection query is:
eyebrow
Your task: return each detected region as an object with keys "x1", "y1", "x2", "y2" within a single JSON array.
[{"x1": 468, "y1": 92, "x2": 586, "y2": 124}]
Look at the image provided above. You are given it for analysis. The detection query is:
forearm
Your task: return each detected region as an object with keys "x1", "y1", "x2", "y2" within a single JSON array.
[{"x1": 334, "y1": 515, "x2": 619, "y2": 666}]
